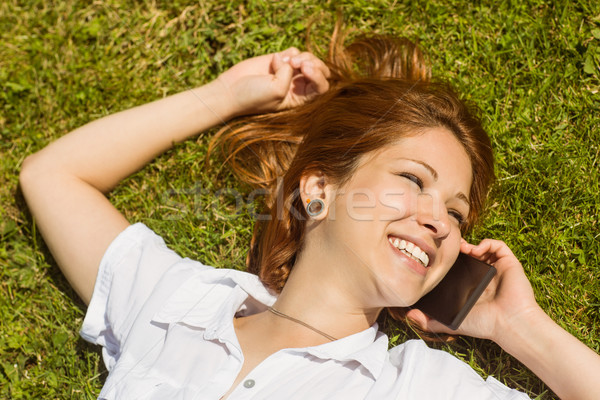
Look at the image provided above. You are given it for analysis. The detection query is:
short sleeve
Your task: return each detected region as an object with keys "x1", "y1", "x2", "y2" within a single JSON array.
[
  {"x1": 386, "y1": 340, "x2": 531, "y2": 399},
  {"x1": 80, "y1": 223, "x2": 197, "y2": 368}
]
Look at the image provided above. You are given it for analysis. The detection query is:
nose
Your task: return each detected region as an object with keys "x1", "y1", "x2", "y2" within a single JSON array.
[{"x1": 415, "y1": 193, "x2": 451, "y2": 239}]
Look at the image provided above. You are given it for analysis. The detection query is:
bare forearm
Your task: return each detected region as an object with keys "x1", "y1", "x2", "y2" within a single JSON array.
[
  {"x1": 20, "y1": 80, "x2": 236, "y2": 302},
  {"x1": 20, "y1": 48, "x2": 327, "y2": 304},
  {"x1": 27, "y1": 80, "x2": 235, "y2": 192},
  {"x1": 495, "y1": 307, "x2": 600, "y2": 400}
]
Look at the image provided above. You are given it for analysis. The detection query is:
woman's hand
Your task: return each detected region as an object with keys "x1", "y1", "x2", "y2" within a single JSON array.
[
  {"x1": 217, "y1": 47, "x2": 331, "y2": 116},
  {"x1": 408, "y1": 239, "x2": 600, "y2": 399},
  {"x1": 407, "y1": 238, "x2": 542, "y2": 341}
]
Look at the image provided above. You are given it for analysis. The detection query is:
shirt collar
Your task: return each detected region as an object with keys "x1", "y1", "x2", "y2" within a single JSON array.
[
  {"x1": 152, "y1": 266, "x2": 388, "y2": 379},
  {"x1": 297, "y1": 324, "x2": 388, "y2": 379},
  {"x1": 152, "y1": 267, "x2": 276, "y2": 327}
]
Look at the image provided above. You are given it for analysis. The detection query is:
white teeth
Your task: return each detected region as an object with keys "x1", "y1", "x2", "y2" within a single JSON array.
[
  {"x1": 389, "y1": 237, "x2": 429, "y2": 267},
  {"x1": 412, "y1": 247, "x2": 422, "y2": 259},
  {"x1": 419, "y1": 252, "x2": 429, "y2": 266}
]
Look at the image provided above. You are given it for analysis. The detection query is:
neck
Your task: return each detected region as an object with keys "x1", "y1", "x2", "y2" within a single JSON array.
[{"x1": 272, "y1": 245, "x2": 382, "y2": 341}]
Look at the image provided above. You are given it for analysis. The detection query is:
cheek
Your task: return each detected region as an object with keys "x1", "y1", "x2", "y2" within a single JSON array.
[
  {"x1": 343, "y1": 177, "x2": 416, "y2": 222},
  {"x1": 445, "y1": 227, "x2": 462, "y2": 255},
  {"x1": 431, "y1": 231, "x2": 462, "y2": 279},
  {"x1": 342, "y1": 190, "x2": 378, "y2": 221},
  {"x1": 376, "y1": 186, "x2": 416, "y2": 221},
  {"x1": 332, "y1": 182, "x2": 402, "y2": 221}
]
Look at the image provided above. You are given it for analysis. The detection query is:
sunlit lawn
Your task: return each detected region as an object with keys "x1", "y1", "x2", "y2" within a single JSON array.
[{"x1": 1, "y1": 0, "x2": 599, "y2": 398}]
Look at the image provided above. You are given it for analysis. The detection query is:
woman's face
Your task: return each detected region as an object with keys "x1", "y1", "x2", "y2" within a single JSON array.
[{"x1": 321, "y1": 127, "x2": 473, "y2": 308}]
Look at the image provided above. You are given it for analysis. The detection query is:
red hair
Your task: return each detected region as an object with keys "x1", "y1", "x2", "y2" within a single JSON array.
[{"x1": 211, "y1": 33, "x2": 495, "y2": 314}]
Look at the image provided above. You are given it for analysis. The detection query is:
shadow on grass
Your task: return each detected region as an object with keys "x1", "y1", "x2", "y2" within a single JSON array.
[{"x1": 13, "y1": 185, "x2": 107, "y2": 389}]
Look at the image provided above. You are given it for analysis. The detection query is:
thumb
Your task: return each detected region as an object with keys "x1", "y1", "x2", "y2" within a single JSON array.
[
  {"x1": 406, "y1": 308, "x2": 455, "y2": 335},
  {"x1": 270, "y1": 53, "x2": 293, "y2": 98}
]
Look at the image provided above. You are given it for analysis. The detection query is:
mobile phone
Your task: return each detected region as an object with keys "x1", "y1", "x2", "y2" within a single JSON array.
[{"x1": 413, "y1": 253, "x2": 496, "y2": 330}]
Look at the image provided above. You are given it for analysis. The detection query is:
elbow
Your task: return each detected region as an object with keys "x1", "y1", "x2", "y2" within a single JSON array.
[
  {"x1": 19, "y1": 153, "x2": 39, "y2": 193},
  {"x1": 19, "y1": 152, "x2": 50, "y2": 200}
]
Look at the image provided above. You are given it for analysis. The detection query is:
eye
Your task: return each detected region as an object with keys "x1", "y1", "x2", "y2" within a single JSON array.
[
  {"x1": 448, "y1": 210, "x2": 465, "y2": 226},
  {"x1": 398, "y1": 172, "x2": 423, "y2": 189}
]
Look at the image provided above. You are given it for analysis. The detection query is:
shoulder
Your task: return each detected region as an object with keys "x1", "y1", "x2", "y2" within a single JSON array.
[
  {"x1": 81, "y1": 222, "x2": 273, "y2": 370},
  {"x1": 96, "y1": 222, "x2": 271, "y2": 308},
  {"x1": 386, "y1": 339, "x2": 473, "y2": 380},
  {"x1": 369, "y1": 340, "x2": 531, "y2": 400}
]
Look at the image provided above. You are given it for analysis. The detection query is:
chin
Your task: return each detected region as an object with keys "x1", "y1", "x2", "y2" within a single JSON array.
[{"x1": 382, "y1": 287, "x2": 423, "y2": 309}]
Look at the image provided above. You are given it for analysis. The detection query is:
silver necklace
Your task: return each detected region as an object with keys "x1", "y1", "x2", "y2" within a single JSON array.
[{"x1": 267, "y1": 307, "x2": 337, "y2": 342}]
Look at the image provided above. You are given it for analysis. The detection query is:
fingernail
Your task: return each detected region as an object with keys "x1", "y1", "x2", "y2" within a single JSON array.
[{"x1": 282, "y1": 56, "x2": 290, "y2": 63}]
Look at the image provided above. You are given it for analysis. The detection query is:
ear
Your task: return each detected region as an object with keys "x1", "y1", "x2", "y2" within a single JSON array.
[{"x1": 299, "y1": 171, "x2": 335, "y2": 220}]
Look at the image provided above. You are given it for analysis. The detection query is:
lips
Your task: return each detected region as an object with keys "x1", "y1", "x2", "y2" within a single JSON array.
[{"x1": 387, "y1": 236, "x2": 430, "y2": 267}]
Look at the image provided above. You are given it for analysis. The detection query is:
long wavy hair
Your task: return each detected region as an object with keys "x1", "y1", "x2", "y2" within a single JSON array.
[{"x1": 210, "y1": 29, "x2": 494, "y2": 326}]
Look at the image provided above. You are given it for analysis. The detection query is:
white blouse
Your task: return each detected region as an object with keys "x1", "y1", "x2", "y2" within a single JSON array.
[{"x1": 81, "y1": 223, "x2": 531, "y2": 399}]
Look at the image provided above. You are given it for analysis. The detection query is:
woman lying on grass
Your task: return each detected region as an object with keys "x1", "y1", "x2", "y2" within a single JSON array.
[{"x1": 20, "y1": 31, "x2": 600, "y2": 399}]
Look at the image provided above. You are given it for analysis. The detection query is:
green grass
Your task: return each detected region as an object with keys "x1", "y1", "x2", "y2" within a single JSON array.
[{"x1": 1, "y1": 0, "x2": 599, "y2": 398}]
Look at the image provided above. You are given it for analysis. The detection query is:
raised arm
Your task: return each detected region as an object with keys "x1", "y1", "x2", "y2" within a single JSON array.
[
  {"x1": 408, "y1": 239, "x2": 600, "y2": 399},
  {"x1": 19, "y1": 48, "x2": 330, "y2": 304}
]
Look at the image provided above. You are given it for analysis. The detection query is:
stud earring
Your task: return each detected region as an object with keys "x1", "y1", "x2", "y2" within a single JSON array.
[{"x1": 306, "y1": 198, "x2": 325, "y2": 217}]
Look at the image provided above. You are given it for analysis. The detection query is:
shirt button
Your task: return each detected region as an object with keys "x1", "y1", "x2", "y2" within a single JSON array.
[{"x1": 243, "y1": 379, "x2": 255, "y2": 389}]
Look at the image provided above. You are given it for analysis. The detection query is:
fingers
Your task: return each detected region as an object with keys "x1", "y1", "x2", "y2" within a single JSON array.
[
  {"x1": 288, "y1": 52, "x2": 330, "y2": 75},
  {"x1": 461, "y1": 238, "x2": 523, "y2": 274},
  {"x1": 271, "y1": 53, "x2": 289, "y2": 76},
  {"x1": 271, "y1": 53, "x2": 294, "y2": 97},
  {"x1": 405, "y1": 309, "x2": 455, "y2": 336},
  {"x1": 460, "y1": 238, "x2": 473, "y2": 253},
  {"x1": 461, "y1": 238, "x2": 509, "y2": 257},
  {"x1": 279, "y1": 47, "x2": 301, "y2": 61},
  {"x1": 289, "y1": 52, "x2": 331, "y2": 78},
  {"x1": 275, "y1": 49, "x2": 331, "y2": 94},
  {"x1": 300, "y1": 61, "x2": 330, "y2": 94},
  {"x1": 471, "y1": 239, "x2": 515, "y2": 260}
]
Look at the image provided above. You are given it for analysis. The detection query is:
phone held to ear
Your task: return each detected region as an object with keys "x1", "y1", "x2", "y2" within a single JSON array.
[{"x1": 413, "y1": 253, "x2": 496, "y2": 330}]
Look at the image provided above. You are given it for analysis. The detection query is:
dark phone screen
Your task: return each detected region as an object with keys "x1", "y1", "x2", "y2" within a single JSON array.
[{"x1": 413, "y1": 253, "x2": 496, "y2": 330}]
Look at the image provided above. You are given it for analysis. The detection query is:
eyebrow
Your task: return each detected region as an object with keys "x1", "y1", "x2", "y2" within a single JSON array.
[
  {"x1": 455, "y1": 192, "x2": 471, "y2": 207},
  {"x1": 403, "y1": 158, "x2": 471, "y2": 207},
  {"x1": 407, "y1": 158, "x2": 438, "y2": 180}
]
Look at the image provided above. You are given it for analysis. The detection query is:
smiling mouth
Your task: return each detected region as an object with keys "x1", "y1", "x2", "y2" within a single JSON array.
[{"x1": 388, "y1": 236, "x2": 430, "y2": 267}]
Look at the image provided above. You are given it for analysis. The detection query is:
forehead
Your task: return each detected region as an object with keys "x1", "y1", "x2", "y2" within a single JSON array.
[{"x1": 359, "y1": 128, "x2": 473, "y2": 193}]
